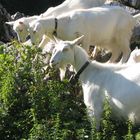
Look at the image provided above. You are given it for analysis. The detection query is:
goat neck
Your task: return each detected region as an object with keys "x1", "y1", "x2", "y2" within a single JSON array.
[
  {"x1": 72, "y1": 45, "x2": 89, "y2": 76},
  {"x1": 54, "y1": 15, "x2": 70, "y2": 39}
]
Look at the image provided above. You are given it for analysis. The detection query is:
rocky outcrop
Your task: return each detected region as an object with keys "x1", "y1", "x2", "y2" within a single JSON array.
[
  {"x1": 120, "y1": 0, "x2": 140, "y2": 9},
  {"x1": 0, "y1": 3, "x2": 15, "y2": 43}
]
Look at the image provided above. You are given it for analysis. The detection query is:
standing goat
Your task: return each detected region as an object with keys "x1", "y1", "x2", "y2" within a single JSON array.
[
  {"x1": 50, "y1": 36, "x2": 140, "y2": 129},
  {"x1": 29, "y1": 6, "x2": 135, "y2": 63}
]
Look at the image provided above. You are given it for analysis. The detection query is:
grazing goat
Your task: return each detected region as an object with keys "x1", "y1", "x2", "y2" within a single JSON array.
[
  {"x1": 49, "y1": 36, "x2": 140, "y2": 129},
  {"x1": 29, "y1": 6, "x2": 135, "y2": 63},
  {"x1": 127, "y1": 47, "x2": 140, "y2": 64},
  {"x1": 5, "y1": 0, "x2": 106, "y2": 43},
  {"x1": 5, "y1": 16, "x2": 39, "y2": 43},
  {"x1": 40, "y1": 35, "x2": 67, "y2": 80}
]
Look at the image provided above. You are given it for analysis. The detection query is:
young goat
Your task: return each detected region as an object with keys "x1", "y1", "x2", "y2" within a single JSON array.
[
  {"x1": 50, "y1": 36, "x2": 140, "y2": 129},
  {"x1": 29, "y1": 6, "x2": 135, "y2": 63}
]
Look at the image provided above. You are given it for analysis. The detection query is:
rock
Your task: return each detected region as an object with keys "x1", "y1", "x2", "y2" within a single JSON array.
[
  {"x1": 105, "y1": 0, "x2": 140, "y2": 15},
  {"x1": 120, "y1": 0, "x2": 140, "y2": 9},
  {"x1": 0, "y1": 3, "x2": 15, "y2": 43}
]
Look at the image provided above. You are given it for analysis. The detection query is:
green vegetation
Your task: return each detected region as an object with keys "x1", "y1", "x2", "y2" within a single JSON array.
[{"x1": 0, "y1": 42, "x2": 140, "y2": 140}]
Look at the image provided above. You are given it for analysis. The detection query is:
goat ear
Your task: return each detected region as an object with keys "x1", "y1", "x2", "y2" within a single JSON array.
[
  {"x1": 71, "y1": 35, "x2": 84, "y2": 46},
  {"x1": 5, "y1": 21, "x2": 15, "y2": 26}
]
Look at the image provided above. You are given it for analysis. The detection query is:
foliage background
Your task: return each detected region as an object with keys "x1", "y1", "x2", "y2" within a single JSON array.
[
  {"x1": 0, "y1": 42, "x2": 92, "y2": 140},
  {"x1": 0, "y1": 42, "x2": 140, "y2": 140}
]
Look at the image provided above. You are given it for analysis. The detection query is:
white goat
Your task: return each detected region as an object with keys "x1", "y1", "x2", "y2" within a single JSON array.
[
  {"x1": 5, "y1": 16, "x2": 39, "y2": 43},
  {"x1": 127, "y1": 47, "x2": 140, "y2": 64},
  {"x1": 49, "y1": 36, "x2": 140, "y2": 129},
  {"x1": 29, "y1": 6, "x2": 135, "y2": 63},
  {"x1": 5, "y1": 0, "x2": 106, "y2": 43},
  {"x1": 40, "y1": 35, "x2": 67, "y2": 80}
]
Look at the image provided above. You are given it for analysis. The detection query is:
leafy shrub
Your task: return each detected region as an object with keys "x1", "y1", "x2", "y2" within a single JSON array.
[
  {"x1": 0, "y1": 42, "x2": 140, "y2": 140},
  {"x1": 0, "y1": 42, "x2": 91, "y2": 140}
]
